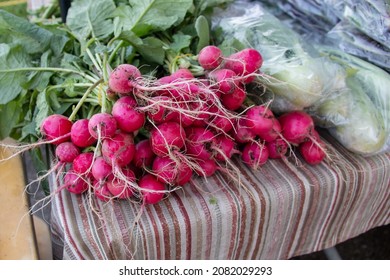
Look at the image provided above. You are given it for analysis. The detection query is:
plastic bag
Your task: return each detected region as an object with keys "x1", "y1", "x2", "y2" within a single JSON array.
[{"x1": 213, "y1": 0, "x2": 390, "y2": 155}]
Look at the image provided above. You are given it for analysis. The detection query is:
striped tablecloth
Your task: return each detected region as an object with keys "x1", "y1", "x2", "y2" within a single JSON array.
[{"x1": 50, "y1": 132, "x2": 390, "y2": 260}]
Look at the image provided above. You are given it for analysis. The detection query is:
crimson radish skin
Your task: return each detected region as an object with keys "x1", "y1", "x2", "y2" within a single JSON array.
[
  {"x1": 223, "y1": 48, "x2": 263, "y2": 83},
  {"x1": 73, "y1": 152, "x2": 94, "y2": 176},
  {"x1": 258, "y1": 119, "x2": 282, "y2": 142},
  {"x1": 171, "y1": 68, "x2": 194, "y2": 81},
  {"x1": 266, "y1": 138, "x2": 288, "y2": 159},
  {"x1": 278, "y1": 111, "x2": 315, "y2": 145},
  {"x1": 108, "y1": 64, "x2": 141, "y2": 94},
  {"x1": 299, "y1": 138, "x2": 326, "y2": 165},
  {"x1": 213, "y1": 134, "x2": 237, "y2": 161},
  {"x1": 150, "y1": 122, "x2": 186, "y2": 156},
  {"x1": 102, "y1": 132, "x2": 136, "y2": 167},
  {"x1": 152, "y1": 156, "x2": 178, "y2": 185},
  {"x1": 147, "y1": 96, "x2": 176, "y2": 124},
  {"x1": 139, "y1": 174, "x2": 166, "y2": 204},
  {"x1": 241, "y1": 142, "x2": 269, "y2": 169},
  {"x1": 198, "y1": 45, "x2": 223, "y2": 70},
  {"x1": 133, "y1": 139, "x2": 155, "y2": 168},
  {"x1": 233, "y1": 118, "x2": 257, "y2": 143},
  {"x1": 88, "y1": 113, "x2": 117, "y2": 139},
  {"x1": 221, "y1": 86, "x2": 246, "y2": 111},
  {"x1": 186, "y1": 127, "x2": 216, "y2": 160},
  {"x1": 93, "y1": 181, "x2": 112, "y2": 202},
  {"x1": 208, "y1": 68, "x2": 240, "y2": 95},
  {"x1": 55, "y1": 142, "x2": 80, "y2": 163},
  {"x1": 40, "y1": 114, "x2": 72, "y2": 145},
  {"x1": 112, "y1": 96, "x2": 145, "y2": 133},
  {"x1": 71, "y1": 119, "x2": 97, "y2": 148},
  {"x1": 91, "y1": 157, "x2": 112, "y2": 181},
  {"x1": 244, "y1": 105, "x2": 275, "y2": 136},
  {"x1": 63, "y1": 171, "x2": 89, "y2": 194},
  {"x1": 195, "y1": 158, "x2": 218, "y2": 177},
  {"x1": 175, "y1": 161, "x2": 193, "y2": 186},
  {"x1": 106, "y1": 168, "x2": 135, "y2": 199}
]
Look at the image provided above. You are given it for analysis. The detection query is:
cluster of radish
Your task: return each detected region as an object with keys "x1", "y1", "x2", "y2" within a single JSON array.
[{"x1": 40, "y1": 46, "x2": 326, "y2": 205}]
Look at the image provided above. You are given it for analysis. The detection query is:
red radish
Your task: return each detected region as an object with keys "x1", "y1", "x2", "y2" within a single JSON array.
[
  {"x1": 241, "y1": 142, "x2": 269, "y2": 169},
  {"x1": 91, "y1": 157, "x2": 112, "y2": 181},
  {"x1": 298, "y1": 133, "x2": 326, "y2": 165},
  {"x1": 63, "y1": 171, "x2": 89, "y2": 194},
  {"x1": 175, "y1": 161, "x2": 193, "y2": 186},
  {"x1": 208, "y1": 68, "x2": 240, "y2": 94},
  {"x1": 71, "y1": 119, "x2": 96, "y2": 147},
  {"x1": 186, "y1": 127, "x2": 216, "y2": 160},
  {"x1": 93, "y1": 181, "x2": 112, "y2": 202},
  {"x1": 106, "y1": 168, "x2": 135, "y2": 199},
  {"x1": 266, "y1": 138, "x2": 289, "y2": 159},
  {"x1": 195, "y1": 158, "x2": 218, "y2": 177},
  {"x1": 101, "y1": 132, "x2": 135, "y2": 167},
  {"x1": 258, "y1": 119, "x2": 282, "y2": 142},
  {"x1": 188, "y1": 102, "x2": 209, "y2": 127},
  {"x1": 223, "y1": 48, "x2": 263, "y2": 83},
  {"x1": 55, "y1": 142, "x2": 80, "y2": 163},
  {"x1": 220, "y1": 85, "x2": 246, "y2": 111},
  {"x1": 133, "y1": 139, "x2": 155, "y2": 168},
  {"x1": 150, "y1": 122, "x2": 186, "y2": 156},
  {"x1": 213, "y1": 134, "x2": 237, "y2": 161},
  {"x1": 152, "y1": 156, "x2": 178, "y2": 185},
  {"x1": 278, "y1": 111, "x2": 315, "y2": 145},
  {"x1": 88, "y1": 113, "x2": 117, "y2": 139},
  {"x1": 171, "y1": 68, "x2": 194, "y2": 81},
  {"x1": 232, "y1": 118, "x2": 256, "y2": 143},
  {"x1": 139, "y1": 174, "x2": 166, "y2": 204},
  {"x1": 108, "y1": 64, "x2": 141, "y2": 94},
  {"x1": 209, "y1": 106, "x2": 234, "y2": 133},
  {"x1": 167, "y1": 82, "x2": 200, "y2": 101},
  {"x1": 147, "y1": 96, "x2": 176, "y2": 124},
  {"x1": 73, "y1": 152, "x2": 94, "y2": 175},
  {"x1": 40, "y1": 114, "x2": 72, "y2": 144},
  {"x1": 198, "y1": 45, "x2": 223, "y2": 70},
  {"x1": 244, "y1": 105, "x2": 275, "y2": 136},
  {"x1": 112, "y1": 96, "x2": 145, "y2": 133}
]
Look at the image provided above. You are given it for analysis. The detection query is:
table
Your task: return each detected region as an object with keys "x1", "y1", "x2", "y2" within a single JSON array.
[{"x1": 49, "y1": 131, "x2": 390, "y2": 260}]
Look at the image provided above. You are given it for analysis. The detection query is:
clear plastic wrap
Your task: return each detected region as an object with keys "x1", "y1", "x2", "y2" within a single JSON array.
[{"x1": 213, "y1": 0, "x2": 390, "y2": 155}]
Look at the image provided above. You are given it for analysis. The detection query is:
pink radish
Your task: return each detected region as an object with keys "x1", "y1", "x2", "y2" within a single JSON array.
[
  {"x1": 108, "y1": 64, "x2": 141, "y2": 94},
  {"x1": 244, "y1": 105, "x2": 275, "y2": 136},
  {"x1": 208, "y1": 68, "x2": 240, "y2": 94},
  {"x1": 278, "y1": 111, "x2": 315, "y2": 145},
  {"x1": 195, "y1": 158, "x2": 218, "y2": 177},
  {"x1": 147, "y1": 96, "x2": 176, "y2": 124},
  {"x1": 152, "y1": 156, "x2": 178, "y2": 185},
  {"x1": 258, "y1": 119, "x2": 282, "y2": 142},
  {"x1": 93, "y1": 181, "x2": 112, "y2": 202},
  {"x1": 209, "y1": 106, "x2": 234, "y2": 133},
  {"x1": 133, "y1": 139, "x2": 155, "y2": 168},
  {"x1": 40, "y1": 114, "x2": 72, "y2": 144},
  {"x1": 198, "y1": 45, "x2": 223, "y2": 70},
  {"x1": 266, "y1": 138, "x2": 289, "y2": 159},
  {"x1": 55, "y1": 142, "x2": 80, "y2": 163},
  {"x1": 213, "y1": 134, "x2": 237, "y2": 161},
  {"x1": 298, "y1": 130, "x2": 326, "y2": 165},
  {"x1": 73, "y1": 152, "x2": 94, "y2": 176},
  {"x1": 139, "y1": 174, "x2": 166, "y2": 204},
  {"x1": 88, "y1": 113, "x2": 117, "y2": 139},
  {"x1": 91, "y1": 156, "x2": 112, "y2": 181},
  {"x1": 106, "y1": 168, "x2": 135, "y2": 199},
  {"x1": 232, "y1": 118, "x2": 256, "y2": 143},
  {"x1": 150, "y1": 122, "x2": 186, "y2": 156},
  {"x1": 186, "y1": 127, "x2": 216, "y2": 160},
  {"x1": 171, "y1": 68, "x2": 194, "y2": 81},
  {"x1": 101, "y1": 132, "x2": 135, "y2": 167},
  {"x1": 71, "y1": 119, "x2": 96, "y2": 148},
  {"x1": 63, "y1": 171, "x2": 89, "y2": 194},
  {"x1": 223, "y1": 48, "x2": 263, "y2": 83},
  {"x1": 241, "y1": 142, "x2": 269, "y2": 169},
  {"x1": 220, "y1": 85, "x2": 246, "y2": 111},
  {"x1": 112, "y1": 96, "x2": 145, "y2": 133},
  {"x1": 175, "y1": 161, "x2": 193, "y2": 186}
]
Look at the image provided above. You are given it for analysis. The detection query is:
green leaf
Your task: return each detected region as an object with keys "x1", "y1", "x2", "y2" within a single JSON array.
[
  {"x1": 170, "y1": 33, "x2": 192, "y2": 53},
  {"x1": 195, "y1": 15, "x2": 210, "y2": 53},
  {"x1": 119, "y1": 31, "x2": 165, "y2": 64},
  {"x1": 34, "y1": 90, "x2": 54, "y2": 134},
  {"x1": 0, "y1": 10, "x2": 68, "y2": 56},
  {"x1": 66, "y1": 0, "x2": 116, "y2": 42},
  {"x1": 0, "y1": 44, "x2": 32, "y2": 104},
  {"x1": 0, "y1": 100, "x2": 22, "y2": 140},
  {"x1": 194, "y1": 0, "x2": 233, "y2": 15},
  {"x1": 113, "y1": 0, "x2": 193, "y2": 37}
]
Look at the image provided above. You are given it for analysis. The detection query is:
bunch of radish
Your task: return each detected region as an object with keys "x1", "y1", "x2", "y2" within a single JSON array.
[{"x1": 39, "y1": 46, "x2": 327, "y2": 205}]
